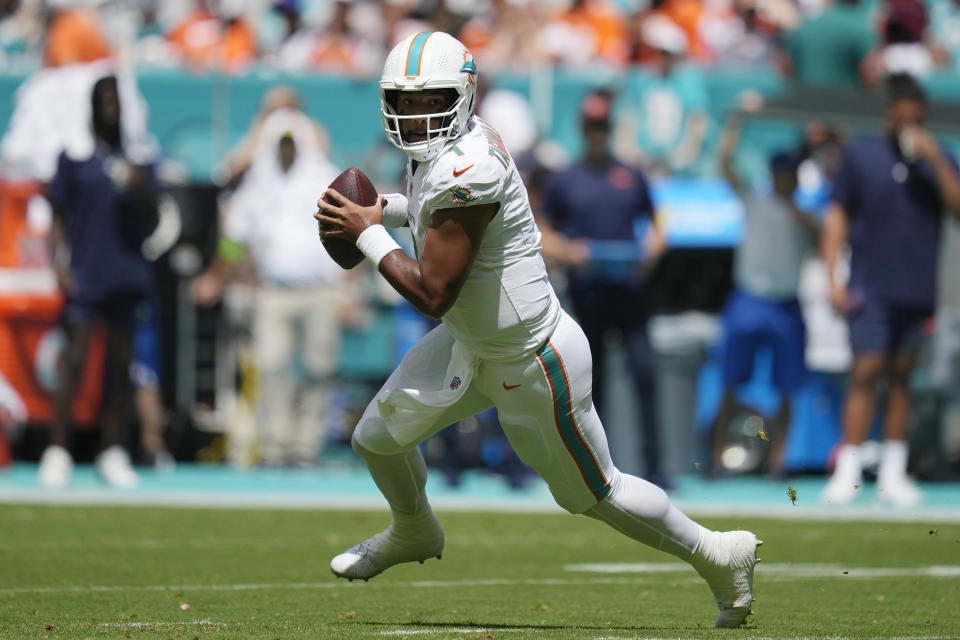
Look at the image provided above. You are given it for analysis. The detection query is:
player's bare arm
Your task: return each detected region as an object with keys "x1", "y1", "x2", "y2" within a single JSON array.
[
  {"x1": 380, "y1": 203, "x2": 497, "y2": 317},
  {"x1": 316, "y1": 192, "x2": 497, "y2": 317}
]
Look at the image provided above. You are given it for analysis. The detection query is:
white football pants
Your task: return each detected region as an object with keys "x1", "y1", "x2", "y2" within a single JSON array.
[{"x1": 351, "y1": 310, "x2": 703, "y2": 559}]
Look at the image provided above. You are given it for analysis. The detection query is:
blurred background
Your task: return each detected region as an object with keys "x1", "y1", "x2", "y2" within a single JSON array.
[{"x1": 0, "y1": 0, "x2": 959, "y2": 501}]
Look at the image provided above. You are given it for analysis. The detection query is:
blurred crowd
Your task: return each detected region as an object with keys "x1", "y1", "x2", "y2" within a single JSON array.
[{"x1": 1, "y1": 0, "x2": 959, "y2": 85}]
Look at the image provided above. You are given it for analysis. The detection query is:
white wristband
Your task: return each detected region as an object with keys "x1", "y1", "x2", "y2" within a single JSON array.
[
  {"x1": 381, "y1": 193, "x2": 409, "y2": 228},
  {"x1": 356, "y1": 224, "x2": 402, "y2": 267}
]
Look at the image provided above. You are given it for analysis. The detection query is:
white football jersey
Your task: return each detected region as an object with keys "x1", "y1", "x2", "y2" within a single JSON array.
[{"x1": 403, "y1": 116, "x2": 561, "y2": 361}]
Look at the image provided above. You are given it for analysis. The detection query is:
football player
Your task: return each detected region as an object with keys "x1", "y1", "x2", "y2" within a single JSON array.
[{"x1": 315, "y1": 31, "x2": 761, "y2": 628}]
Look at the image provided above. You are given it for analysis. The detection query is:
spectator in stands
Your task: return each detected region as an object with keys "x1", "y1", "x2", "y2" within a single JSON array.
[
  {"x1": 166, "y1": 0, "x2": 256, "y2": 72},
  {"x1": 305, "y1": 0, "x2": 380, "y2": 75},
  {"x1": 779, "y1": 0, "x2": 874, "y2": 89},
  {"x1": 652, "y1": 0, "x2": 710, "y2": 62},
  {"x1": 820, "y1": 74, "x2": 960, "y2": 506},
  {"x1": 39, "y1": 75, "x2": 160, "y2": 488},
  {"x1": 538, "y1": 0, "x2": 629, "y2": 68},
  {"x1": 540, "y1": 90, "x2": 670, "y2": 488},
  {"x1": 44, "y1": 4, "x2": 111, "y2": 67},
  {"x1": 260, "y1": 0, "x2": 315, "y2": 70},
  {"x1": 709, "y1": 93, "x2": 819, "y2": 478},
  {"x1": 626, "y1": 6, "x2": 660, "y2": 66},
  {"x1": 862, "y1": 0, "x2": 936, "y2": 87},
  {"x1": 133, "y1": 2, "x2": 178, "y2": 68},
  {"x1": 458, "y1": 0, "x2": 548, "y2": 72},
  {"x1": 614, "y1": 15, "x2": 711, "y2": 177},
  {"x1": 0, "y1": 0, "x2": 44, "y2": 71},
  {"x1": 929, "y1": 0, "x2": 960, "y2": 72},
  {"x1": 698, "y1": 0, "x2": 793, "y2": 68},
  {"x1": 381, "y1": 0, "x2": 433, "y2": 50},
  {"x1": 191, "y1": 107, "x2": 359, "y2": 467}
]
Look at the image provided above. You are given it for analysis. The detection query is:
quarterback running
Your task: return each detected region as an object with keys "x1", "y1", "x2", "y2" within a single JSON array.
[{"x1": 314, "y1": 31, "x2": 761, "y2": 628}]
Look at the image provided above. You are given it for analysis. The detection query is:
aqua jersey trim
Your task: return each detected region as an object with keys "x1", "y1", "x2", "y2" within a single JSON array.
[{"x1": 537, "y1": 340, "x2": 611, "y2": 502}]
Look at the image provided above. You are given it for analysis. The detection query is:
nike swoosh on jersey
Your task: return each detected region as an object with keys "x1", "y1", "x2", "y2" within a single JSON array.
[
  {"x1": 452, "y1": 164, "x2": 475, "y2": 177},
  {"x1": 502, "y1": 382, "x2": 522, "y2": 390}
]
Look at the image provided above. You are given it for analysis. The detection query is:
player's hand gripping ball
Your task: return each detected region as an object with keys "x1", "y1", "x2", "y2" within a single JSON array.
[{"x1": 318, "y1": 168, "x2": 379, "y2": 270}]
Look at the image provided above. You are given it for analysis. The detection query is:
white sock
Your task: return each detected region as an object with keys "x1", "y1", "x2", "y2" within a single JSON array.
[
  {"x1": 878, "y1": 439, "x2": 909, "y2": 484},
  {"x1": 350, "y1": 411, "x2": 434, "y2": 521},
  {"x1": 832, "y1": 444, "x2": 862, "y2": 483},
  {"x1": 585, "y1": 470, "x2": 703, "y2": 560}
]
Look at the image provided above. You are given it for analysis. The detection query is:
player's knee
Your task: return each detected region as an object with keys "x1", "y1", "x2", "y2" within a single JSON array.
[
  {"x1": 351, "y1": 415, "x2": 406, "y2": 458},
  {"x1": 349, "y1": 431, "x2": 369, "y2": 459},
  {"x1": 550, "y1": 468, "x2": 624, "y2": 515},
  {"x1": 549, "y1": 490, "x2": 589, "y2": 515},
  {"x1": 350, "y1": 427, "x2": 387, "y2": 460}
]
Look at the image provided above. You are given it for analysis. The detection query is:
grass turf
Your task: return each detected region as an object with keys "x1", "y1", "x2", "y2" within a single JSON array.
[{"x1": 1, "y1": 505, "x2": 958, "y2": 639}]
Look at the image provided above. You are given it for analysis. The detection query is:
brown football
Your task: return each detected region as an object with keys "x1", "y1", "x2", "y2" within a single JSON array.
[{"x1": 319, "y1": 167, "x2": 379, "y2": 270}]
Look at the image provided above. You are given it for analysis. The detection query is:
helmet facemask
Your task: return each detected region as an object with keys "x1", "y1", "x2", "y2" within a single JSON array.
[{"x1": 381, "y1": 87, "x2": 470, "y2": 162}]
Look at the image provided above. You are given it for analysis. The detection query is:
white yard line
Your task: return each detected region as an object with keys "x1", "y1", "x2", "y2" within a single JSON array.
[{"x1": 7, "y1": 564, "x2": 959, "y2": 595}]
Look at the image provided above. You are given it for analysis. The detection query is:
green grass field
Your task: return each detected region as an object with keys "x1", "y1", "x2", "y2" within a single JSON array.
[{"x1": 1, "y1": 505, "x2": 958, "y2": 639}]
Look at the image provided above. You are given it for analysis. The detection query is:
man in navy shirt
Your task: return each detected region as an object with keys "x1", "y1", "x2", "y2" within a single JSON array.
[
  {"x1": 38, "y1": 75, "x2": 159, "y2": 489},
  {"x1": 821, "y1": 73, "x2": 960, "y2": 506},
  {"x1": 541, "y1": 90, "x2": 669, "y2": 487}
]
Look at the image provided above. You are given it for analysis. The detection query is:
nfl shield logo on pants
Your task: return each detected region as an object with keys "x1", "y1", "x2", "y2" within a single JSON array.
[{"x1": 449, "y1": 376, "x2": 461, "y2": 390}]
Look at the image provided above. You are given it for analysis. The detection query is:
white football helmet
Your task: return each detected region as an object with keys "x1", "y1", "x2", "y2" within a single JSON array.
[{"x1": 380, "y1": 31, "x2": 478, "y2": 162}]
